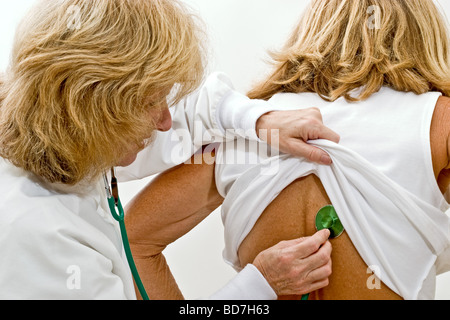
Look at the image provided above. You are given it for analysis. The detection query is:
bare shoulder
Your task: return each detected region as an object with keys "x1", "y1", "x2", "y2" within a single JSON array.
[
  {"x1": 433, "y1": 97, "x2": 450, "y2": 194},
  {"x1": 437, "y1": 97, "x2": 450, "y2": 167},
  {"x1": 436, "y1": 95, "x2": 450, "y2": 108},
  {"x1": 435, "y1": 96, "x2": 450, "y2": 118},
  {"x1": 432, "y1": 97, "x2": 450, "y2": 164}
]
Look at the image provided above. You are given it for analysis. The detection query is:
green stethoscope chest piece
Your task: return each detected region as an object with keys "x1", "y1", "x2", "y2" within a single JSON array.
[
  {"x1": 301, "y1": 205, "x2": 344, "y2": 301},
  {"x1": 315, "y1": 205, "x2": 344, "y2": 239}
]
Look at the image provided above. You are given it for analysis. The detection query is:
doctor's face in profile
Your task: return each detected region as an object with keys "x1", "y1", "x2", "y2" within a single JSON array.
[{"x1": 117, "y1": 91, "x2": 173, "y2": 167}]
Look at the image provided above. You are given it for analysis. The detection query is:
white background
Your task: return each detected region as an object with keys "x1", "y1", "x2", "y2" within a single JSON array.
[{"x1": 1, "y1": 0, "x2": 449, "y2": 299}]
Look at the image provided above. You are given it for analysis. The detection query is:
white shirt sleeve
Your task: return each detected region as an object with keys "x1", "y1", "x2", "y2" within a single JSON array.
[
  {"x1": 207, "y1": 264, "x2": 277, "y2": 300},
  {"x1": 114, "y1": 73, "x2": 279, "y2": 299},
  {"x1": 116, "y1": 72, "x2": 277, "y2": 181}
]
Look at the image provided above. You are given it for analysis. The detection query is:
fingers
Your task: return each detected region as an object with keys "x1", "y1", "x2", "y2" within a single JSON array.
[
  {"x1": 291, "y1": 229, "x2": 331, "y2": 258},
  {"x1": 312, "y1": 228, "x2": 331, "y2": 244},
  {"x1": 287, "y1": 140, "x2": 333, "y2": 165},
  {"x1": 309, "y1": 257, "x2": 333, "y2": 282},
  {"x1": 302, "y1": 256, "x2": 333, "y2": 294},
  {"x1": 259, "y1": 108, "x2": 340, "y2": 165},
  {"x1": 302, "y1": 240, "x2": 333, "y2": 274},
  {"x1": 304, "y1": 277, "x2": 330, "y2": 295},
  {"x1": 290, "y1": 111, "x2": 340, "y2": 164},
  {"x1": 315, "y1": 122, "x2": 341, "y2": 144},
  {"x1": 286, "y1": 232, "x2": 333, "y2": 294},
  {"x1": 252, "y1": 229, "x2": 333, "y2": 296},
  {"x1": 298, "y1": 108, "x2": 340, "y2": 143}
]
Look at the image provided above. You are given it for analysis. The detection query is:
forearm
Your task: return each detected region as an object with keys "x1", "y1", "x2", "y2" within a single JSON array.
[
  {"x1": 132, "y1": 249, "x2": 184, "y2": 300},
  {"x1": 125, "y1": 154, "x2": 223, "y2": 299},
  {"x1": 125, "y1": 163, "x2": 222, "y2": 245}
]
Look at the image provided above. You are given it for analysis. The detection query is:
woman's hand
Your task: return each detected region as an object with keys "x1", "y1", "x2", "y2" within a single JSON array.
[
  {"x1": 256, "y1": 108, "x2": 340, "y2": 165},
  {"x1": 252, "y1": 229, "x2": 332, "y2": 296}
]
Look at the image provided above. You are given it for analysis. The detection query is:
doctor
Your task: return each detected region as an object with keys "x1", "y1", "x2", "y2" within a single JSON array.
[{"x1": 0, "y1": 0, "x2": 336, "y2": 299}]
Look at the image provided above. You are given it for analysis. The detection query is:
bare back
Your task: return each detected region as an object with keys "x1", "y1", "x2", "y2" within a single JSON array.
[{"x1": 238, "y1": 97, "x2": 450, "y2": 300}]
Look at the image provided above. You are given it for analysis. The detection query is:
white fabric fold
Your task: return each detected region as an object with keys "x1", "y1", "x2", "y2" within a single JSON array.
[{"x1": 220, "y1": 140, "x2": 450, "y2": 300}]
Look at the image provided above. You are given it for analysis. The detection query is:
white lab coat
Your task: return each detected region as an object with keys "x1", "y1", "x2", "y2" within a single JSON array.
[{"x1": 0, "y1": 73, "x2": 277, "y2": 300}]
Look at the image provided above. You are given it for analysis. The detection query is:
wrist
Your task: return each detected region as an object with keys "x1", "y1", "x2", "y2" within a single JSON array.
[
  {"x1": 246, "y1": 264, "x2": 278, "y2": 299},
  {"x1": 255, "y1": 111, "x2": 276, "y2": 142},
  {"x1": 252, "y1": 252, "x2": 276, "y2": 294}
]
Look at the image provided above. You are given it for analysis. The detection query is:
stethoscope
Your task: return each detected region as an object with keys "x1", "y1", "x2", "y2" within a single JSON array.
[
  {"x1": 103, "y1": 168, "x2": 150, "y2": 300},
  {"x1": 302, "y1": 205, "x2": 344, "y2": 300}
]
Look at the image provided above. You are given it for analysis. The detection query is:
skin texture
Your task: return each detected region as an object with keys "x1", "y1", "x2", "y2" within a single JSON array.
[
  {"x1": 124, "y1": 107, "x2": 340, "y2": 299},
  {"x1": 125, "y1": 98, "x2": 449, "y2": 300},
  {"x1": 125, "y1": 151, "x2": 332, "y2": 299},
  {"x1": 238, "y1": 97, "x2": 450, "y2": 300},
  {"x1": 117, "y1": 97, "x2": 172, "y2": 167},
  {"x1": 125, "y1": 153, "x2": 223, "y2": 299}
]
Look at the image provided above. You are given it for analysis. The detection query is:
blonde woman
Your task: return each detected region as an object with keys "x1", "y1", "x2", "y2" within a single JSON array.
[
  {"x1": 0, "y1": 0, "x2": 338, "y2": 299},
  {"x1": 226, "y1": 0, "x2": 450, "y2": 300},
  {"x1": 127, "y1": 0, "x2": 450, "y2": 300}
]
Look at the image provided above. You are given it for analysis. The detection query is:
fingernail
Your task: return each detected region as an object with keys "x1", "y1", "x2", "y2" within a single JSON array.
[{"x1": 320, "y1": 154, "x2": 332, "y2": 165}]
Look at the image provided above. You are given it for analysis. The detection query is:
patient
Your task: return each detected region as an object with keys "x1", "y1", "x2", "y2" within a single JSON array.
[
  {"x1": 220, "y1": 0, "x2": 450, "y2": 300},
  {"x1": 126, "y1": 0, "x2": 450, "y2": 300}
]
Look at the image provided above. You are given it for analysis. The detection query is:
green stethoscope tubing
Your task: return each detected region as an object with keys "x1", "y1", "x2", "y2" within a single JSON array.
[
  {"x1": 104, "y1": 171, "x2": 150, "y2": 300},
  {"x1": 302, "y1": 205, "x2": 344, "y2": 301}
]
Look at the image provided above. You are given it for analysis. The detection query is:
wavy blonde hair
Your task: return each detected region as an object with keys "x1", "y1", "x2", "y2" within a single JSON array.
[
  {"x1": 0, "y1": 0, "x2": 205, "y2": 185},
  {"x1": 248, "y1": 0, "x2": 450, "y2": 102}
]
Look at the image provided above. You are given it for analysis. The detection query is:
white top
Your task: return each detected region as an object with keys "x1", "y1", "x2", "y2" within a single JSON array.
[
  {"x1": 216, "y1": 88, "x2": 450, "y2": 300},
  {"x1": 0, "y1": 73, "x2": 277, "y2": 300}
]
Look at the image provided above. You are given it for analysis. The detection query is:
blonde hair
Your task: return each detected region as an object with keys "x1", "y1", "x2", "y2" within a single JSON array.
[
  {"x1": 248, "y1": 0, "x2": 450, "y2": 102},
  {"x1": 0, "y1": 0, "x2": 205, "y2": 185}
]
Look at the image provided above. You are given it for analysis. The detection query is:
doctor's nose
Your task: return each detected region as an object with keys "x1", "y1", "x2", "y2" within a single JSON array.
[{"x1": 156, "y1": 107, "x2": 173, "y2": 132}]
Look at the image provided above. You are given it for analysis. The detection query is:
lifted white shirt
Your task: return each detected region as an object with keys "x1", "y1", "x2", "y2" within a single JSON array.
[{"x1": 216, "y1": 88, "x2": 450, "y2": 300}]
